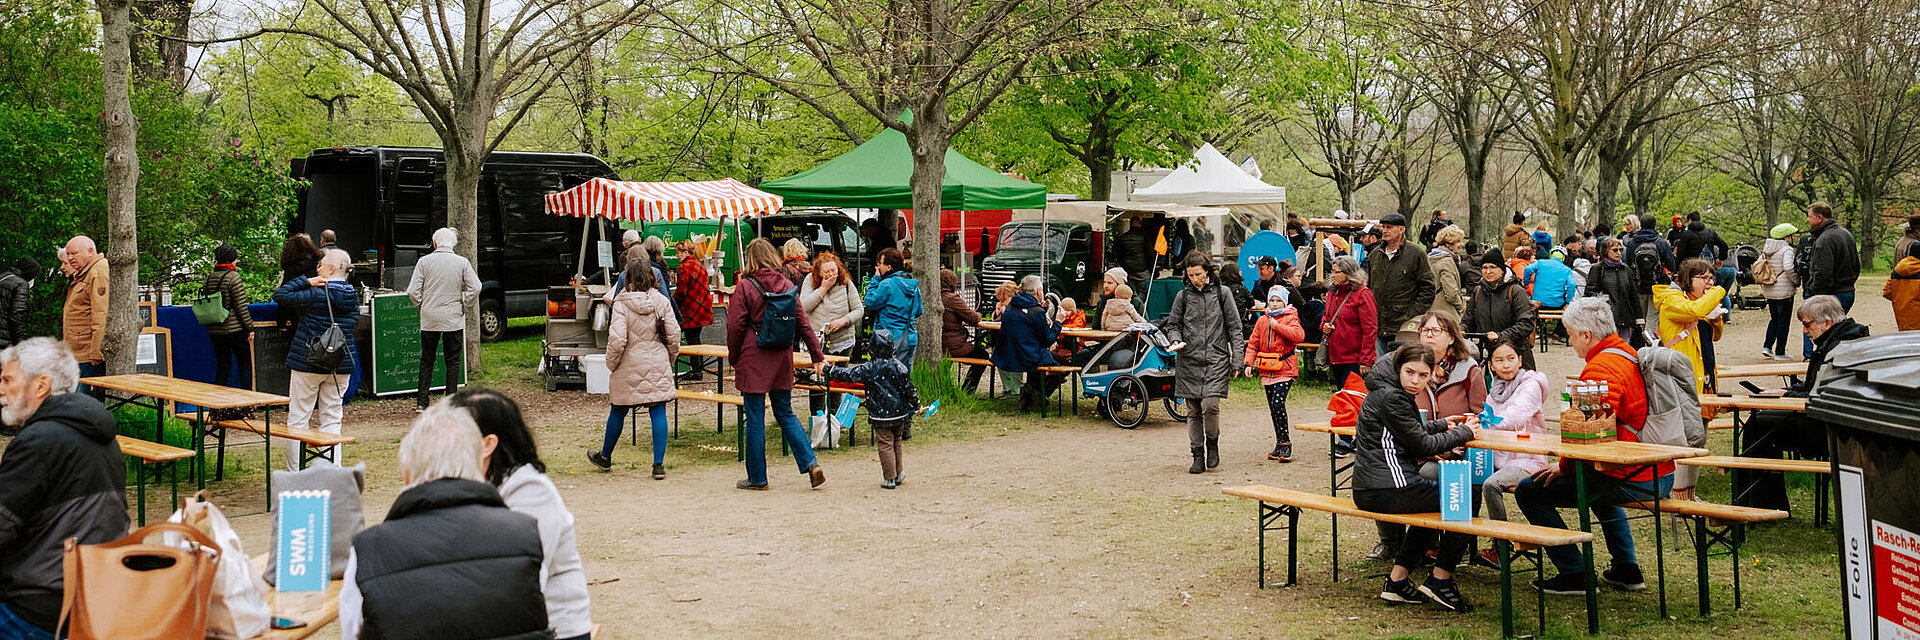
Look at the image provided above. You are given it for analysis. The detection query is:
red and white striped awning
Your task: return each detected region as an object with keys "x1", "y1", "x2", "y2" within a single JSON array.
[{"x1": 544, "y1": 177, "x2": 783, "y2": 222}]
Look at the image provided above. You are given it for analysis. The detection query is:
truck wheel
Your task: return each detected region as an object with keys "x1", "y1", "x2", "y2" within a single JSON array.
[{"x1": 479, "y1": 299, "x2": 506, "y2": 342}]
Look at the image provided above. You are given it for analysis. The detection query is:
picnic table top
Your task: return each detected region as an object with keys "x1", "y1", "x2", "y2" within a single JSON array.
[
  {"x1": 246, "y1": 556, "x2": 340, "y2": 640},
  {"x1": 676, "y1": 343, "x2": 848, "y2": 367},
  {"x1": 81, "y1": 374, "x2": 289, "y2": 409},
  {"x1": 1294, "y1": 422, "x2": 1708, "y2": 466},
  {"x1": 1715, "y1": 362, "x2": 1808, "y2": 379},
  {"x1": 975, "y1": 321, "x2": 1120, "y2": 341},
  {"x1": 1699, "y1": 394, "x2": 1807, "y2": 412}
]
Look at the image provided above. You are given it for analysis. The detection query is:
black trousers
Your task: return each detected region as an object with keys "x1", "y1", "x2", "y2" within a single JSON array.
[
  {"x1": 418, "y1": 330, "x2": 462, "y2": 403},
  {"x1": 1737, "y1": 410, "x2": 1829, "y2": 511},
  {"x1": 1356, "y1": 480, "x2": 1480, "y2": 573},
  {"x1": 209, "y1": 332, "x2": 252, "y2": 390}
]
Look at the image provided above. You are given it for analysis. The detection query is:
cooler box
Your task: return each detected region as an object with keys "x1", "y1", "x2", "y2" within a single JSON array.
[{"x1": 1806, "y1": 332, "x2": 1920, "y2": 639}]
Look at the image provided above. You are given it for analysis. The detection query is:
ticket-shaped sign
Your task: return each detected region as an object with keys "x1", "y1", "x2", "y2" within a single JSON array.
[{"x1": 276, "y1": 490, "x2": 332, "y2": 592}]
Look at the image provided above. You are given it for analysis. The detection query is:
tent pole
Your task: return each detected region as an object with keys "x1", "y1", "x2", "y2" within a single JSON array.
[
  {"x1": 575, "y1": 217, "x2": 592, "y2": 284},
  {"x1": 960, "y1": 210, "x2": 968, "y2": 294},
  {"x1": 598, "y1": 219, "x2": 610, "y2": 286},
  {"x1": 1039, "y1": 206, "x2": 1048, "y2": 296}
]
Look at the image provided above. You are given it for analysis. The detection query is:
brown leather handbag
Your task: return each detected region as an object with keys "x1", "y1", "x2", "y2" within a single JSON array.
[{"x1": 58, "y1": 522, "x2": 222, "y2": 640}]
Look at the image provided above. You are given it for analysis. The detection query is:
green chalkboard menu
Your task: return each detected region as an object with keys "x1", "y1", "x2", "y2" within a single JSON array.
[{"x1": 368, "y1": 293, "x2": 466, "y2": 396}]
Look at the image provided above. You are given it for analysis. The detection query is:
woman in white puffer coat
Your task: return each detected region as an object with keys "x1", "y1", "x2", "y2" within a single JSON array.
[{"x1": 1758, "y1": 223, "x2": 1800, "y2": 360}]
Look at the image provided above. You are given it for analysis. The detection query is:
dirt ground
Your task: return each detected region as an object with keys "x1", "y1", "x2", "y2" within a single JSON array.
[{"x1": 189, "y1": 278, "x2": 1891, "y2": 639}]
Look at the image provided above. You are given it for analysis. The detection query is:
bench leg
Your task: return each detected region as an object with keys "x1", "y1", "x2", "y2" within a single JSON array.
[
  {"x1": 1694, "y1": 516, "x2": 1710, "y2": 616},
  {"x1": 1497, "y1": 540, "x2": 1514, "y2": 639},
  {"x1": 1255, "y1": 502, "x2": 1299, "y2": 589},
  {"x1": 1575, "y1": 465, "x2": 1599, "y2": 634},
  {"x1": 1732, "y1": 524, "x2": 1744, "y2": 610},
  {"x1": 1653, "y1": 497, "x2": 1667, "y2": 620},
  {"x1": 1816, "y1": 473, "x2": 1830, "y2": 527},
  {"x1": 132, "y1": 459, "x2": 146, "y2": 527}
]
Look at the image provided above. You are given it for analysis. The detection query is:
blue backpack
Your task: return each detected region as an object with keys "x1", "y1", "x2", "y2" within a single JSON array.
[{"x1": 746, "y1": 277, "x2": 798, "y2": 348}]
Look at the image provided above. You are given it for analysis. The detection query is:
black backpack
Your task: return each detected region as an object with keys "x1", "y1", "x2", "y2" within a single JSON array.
[
  {"x1": 1631, "y1": 241, "x2": 1664, "y2": 287},
  {"x1": 305, "y1": 286, "x2": 350, "y2": 371},
  {"x1": 745, "y1": 277, "x2": 798, "y2": 349}
]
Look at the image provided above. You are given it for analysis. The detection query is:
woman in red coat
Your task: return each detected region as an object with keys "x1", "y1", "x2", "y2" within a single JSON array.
[
  {"x1": 727, "y1": 238, "x2": 829, "y2": 490},
  {"x1": 1321, "y1": 254, "x2": 1377, "y2": 457}
]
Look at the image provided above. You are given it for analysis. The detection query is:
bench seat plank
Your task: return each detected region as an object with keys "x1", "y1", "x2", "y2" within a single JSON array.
[
  {"x1": 676, "y1": 389, "x2": 746, "y2": 406},
  {"x1": 116, "y1": 436, "x2": 193, "y2": 463},
  {"x1": 1223, "y1": 485, "x2": 1592, "y2": 548},
  {"x1": 948, "y1": 357, "x2": 993, "y2": 367},
  {"x1": 175, "y1": 413, "x2": 356, "y2": 446},
  {"x1": 1620, "y1": 500, "x2": 1788, "y2": 524},
  {"x1": 1675, "y1": 455, "x2": 1828, "y2": 474}
]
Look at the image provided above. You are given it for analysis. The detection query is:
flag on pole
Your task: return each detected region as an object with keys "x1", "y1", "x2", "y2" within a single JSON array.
[{"x1": 1154, "y1": 227, "x2": 1169, "y2": 256}]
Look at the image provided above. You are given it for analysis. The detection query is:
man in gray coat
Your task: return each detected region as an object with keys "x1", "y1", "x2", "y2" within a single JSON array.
[{"x1": 406, "y1": 228, "x2": 481, "y2": 411}]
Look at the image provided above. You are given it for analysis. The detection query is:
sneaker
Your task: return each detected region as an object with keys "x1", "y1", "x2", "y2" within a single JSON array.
[
  {"x1": 1332, "y1": 441, "x2": 1355, "y2": 458},
  {"x1": 1268, "y1": 442, "x2": 1293, "y2": 462},
  {"x1": 807, "y1": 463, "x2": 826, "y2": 488},
  {"x1": 881, "y1": 478, "x2": 898, "y2": 490},
  {"x1": 893, "y1": 473, "x2": 904, "y2": 487},
  {"x1": 651, "y1": 463, "x2": 666, "y2": 480},
  {"x1": 586, "y1": 452, "x2": 612, "y2": 471},
  {"x1": 1773, "y1": 353, "x2": 1795, "y2": 361},
  {"x1": 1759, "y1": 349, "x2": 1775, "y2": 359},
  {"x1": 1366, "y1": 542, "x2": 1396, "y2": 561},
  {"x1": 1603, "y1": 564, "x2": 1647, "y2": 591},
  {"x1": 1379, "y1": 578, "x2": 1427, "y2": 605},
  {"x1": 1471, "y1": 548, "x2": 1501, "y2": 569},
  {"x1": 1419, "y1": 577, "x2": 1473, "y2": 612},
  {"x1": 1533, "y1": 572, "x2": 1589, "y2": 596},
  {"x1": 735, "y1": 479, "x2": 769, "y2": 491}
]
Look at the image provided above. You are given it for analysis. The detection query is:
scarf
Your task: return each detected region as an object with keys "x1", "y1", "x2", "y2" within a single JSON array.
[
  {"x1": 1266, "y1": 304, "x2": 1290, "y2": 317},
  {"x1": 1602, "y1": 257, "x2": 1624, "y2": 268},
  {"x1": 216, "y1": 262, "x2": 237, "y2": 270},
  {"x1": 1488, "y1": 371, "x2": 1529, "y2": 405}
]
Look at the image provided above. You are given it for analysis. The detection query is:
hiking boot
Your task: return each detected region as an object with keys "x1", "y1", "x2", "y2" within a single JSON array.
[
  {"x1": 1189, "y1": 447, "x2": 1206, "y2": 474},
  {"x1": 807, "y1": 463, "x2": 827, "y2": 488},
  {"x1": 736, "y1": 479, "x2": 769, "y2": 491},
  {"x1": 1206, "y1": 438, "x2": 1221, "y2": 469},
  {"x1": 1379, "y1": 578, "x2": 1427, "y2": 605},
  {"x1": 1419, "y1": 577, "x2": 1473, "y2": 612},
  {"x1": 1534, "y1": 572, "x2": 1589, "y2": 596},
  {"x1": 586, "y1": 452, "x2": 612, "y2": 471},
  {"x1": 1268, "y1": 442, "x2": 1293, "y2": 462},
  {"x1": 651, "y1": 463, "x2": 666, "y2": 480},
  {"x1": 1603, "y1": 564, "x2": 1647, "y2": 591}
]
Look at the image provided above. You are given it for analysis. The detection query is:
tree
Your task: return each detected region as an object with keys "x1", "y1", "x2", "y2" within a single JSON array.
[
  {"x1": 1381, "y1": 93, "x2": 1442, "y2": 222},
  {"x1": 1624, "y1": 101, "x2": 1701, "y2": 218},
  {"x1": 672, "y1": 0, "x2": 1104, "y2": 366},
  {"x1": 99, "y1": 0, "x2": 141, "y2": 375},
  {"x1": 1279, "y1": 0, "x2": 1405, "y2": 214},
  {"x1": 198, "y1": 0, "x2": 655, "y2": 371},
  {"x1": 1388, "y1": 0, "x2": 1518, "y2": 242},
  {"x1": 1799, "y1": 0, "x2": 1920, "y2": 266},
  {"x1": 1700, "y1": 19, "x2": 1808, "y2": 229}
]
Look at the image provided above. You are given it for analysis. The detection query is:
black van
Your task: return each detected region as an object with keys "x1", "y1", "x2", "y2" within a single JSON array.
[{"x1": 292, "y1": 146, "x2": 621, "y2": 340}]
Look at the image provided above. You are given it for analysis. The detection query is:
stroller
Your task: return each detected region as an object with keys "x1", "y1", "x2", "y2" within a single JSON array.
[
  {"x1": 1729, "y1": 243, "x2": 1765, "y2": 310},
  {"x1": 1079, "y1": 323, "x2": 1189, "y2": 429}
]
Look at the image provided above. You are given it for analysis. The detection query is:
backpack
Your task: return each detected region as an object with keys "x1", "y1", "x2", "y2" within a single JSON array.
[
  {"x1": 745, "y1": 277, "x2": 798, "y2": 349},
  {"x1": 305, "y1": 287, "x2": 351, "y2": 372},
  {"x1": 1794, "y1": 236, "x2": 1814, "y2": 284},
  {"x1": 1600, "y1": 346, "x2": 1703, "y2": 450},
  {"x1": 1631, "y1": 241, "x2": 1664, "y2": 287},
  {"x1": 1751, "y1": 249, "x2": 1779, "y2": 285}
]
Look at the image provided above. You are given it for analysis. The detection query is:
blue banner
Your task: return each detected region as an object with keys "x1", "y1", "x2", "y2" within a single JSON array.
[
  {"x1": 833, "y1": 395, "x2": 862, "y2": 429},
  {"x1": 1440, "y1": 460, "x2": 1472, "y2": 522},
  {"x1": 276, "y1": 490, "x2": 332, "y2": 593}
]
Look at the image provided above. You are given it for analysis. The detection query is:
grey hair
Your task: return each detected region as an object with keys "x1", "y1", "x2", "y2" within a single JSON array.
[
  {"x1": 1562, "y1": 297, "x2": 1616, "y2": 340},
  {"x1": 399, "y1": 400, "x2": 485, "y2": 487},
  {"x1": 643, "y1": 235, "x2": 666, "y2": 255},
  {"x1": 0, "y1": 337, "x2": 79, "y2": 395},
  {"x1": 432, "y1": 227, "x2": 458, "y2": 249},
  {"x1": 1332, "y1": 255, "x2": 1366, "y2": 286},
  {"x1": 1020, "y1": 274, "x2": 1044, "y2": 295},
  {"x1": 621, "y1": 229, "x2": 640, "y2": 245},
  {"x1": 319, "y1": 248, "x2": 352, "y2": 275},
  {"x1": 1798, "y1": 295, "x2": 1847, "y2": 325}
]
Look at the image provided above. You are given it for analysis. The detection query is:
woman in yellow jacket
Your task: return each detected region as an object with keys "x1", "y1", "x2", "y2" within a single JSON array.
[
  {"x1": 1884, "y1": 242, "x2": 1920, "y2": 331},
  {"x1": 1653, "y1": 258, "x2": 1727, "y2": 392}
]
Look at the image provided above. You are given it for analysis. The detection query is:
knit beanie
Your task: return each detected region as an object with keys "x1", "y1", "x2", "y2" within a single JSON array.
[
  {"x1": 1104, "y1": 267, "x2": 1127, "y2": 284},
  {"x1": 1479, "y1": 247, "x2": 1506, "y2": 268}
]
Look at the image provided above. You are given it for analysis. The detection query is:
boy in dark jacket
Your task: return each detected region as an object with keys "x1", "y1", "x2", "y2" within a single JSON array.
[
  {"x1": 1353, "y1": 344, "x2": 1479, "y2": 613},
  {"x1": 820, "y1": 330, "x2": 920, "y2": 489}
]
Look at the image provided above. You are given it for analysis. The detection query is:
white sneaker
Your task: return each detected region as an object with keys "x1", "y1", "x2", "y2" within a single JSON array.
[
  {"x1": 1774, "y1": 353, "x2": 1795, "y2": 361},
  {"x1": 1759, "y1": 350, "x2": 1774, "y2": 359}
]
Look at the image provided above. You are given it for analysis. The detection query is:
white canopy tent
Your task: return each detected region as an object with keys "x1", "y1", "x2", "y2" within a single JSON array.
[{"x1": 1130, "y1": 143, "x2": 1287, "y2": 219}]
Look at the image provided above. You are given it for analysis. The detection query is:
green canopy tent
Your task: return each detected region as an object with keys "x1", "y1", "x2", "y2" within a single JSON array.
[{"x1": 761, "y1": 125, "x2": 1047, "y2": 287}]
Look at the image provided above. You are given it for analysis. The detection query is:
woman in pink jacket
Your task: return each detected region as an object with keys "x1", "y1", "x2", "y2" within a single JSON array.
[{"x1": 1242, "y1": 288, "x2": 1305, "y2": 462}]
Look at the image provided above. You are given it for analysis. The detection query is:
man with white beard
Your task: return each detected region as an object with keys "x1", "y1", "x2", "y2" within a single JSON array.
[{"x1": 0, "y1": 338, "x2": 127, "y2": 639}]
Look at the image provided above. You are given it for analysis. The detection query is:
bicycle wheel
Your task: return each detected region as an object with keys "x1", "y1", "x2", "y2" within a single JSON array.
[{"x1": 1105, "y1": 375, "x2": 1149, "y2": 429}]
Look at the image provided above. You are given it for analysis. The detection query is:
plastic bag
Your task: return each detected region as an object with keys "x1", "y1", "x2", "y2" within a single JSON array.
[
  {"x1": 809, "y1": 411, "x2": 841, "y2": 450},
  {"x1": 168, "y1": 494, "x2": 270, "y2": 640}
]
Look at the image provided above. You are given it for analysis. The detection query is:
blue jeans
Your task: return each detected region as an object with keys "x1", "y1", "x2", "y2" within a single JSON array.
[
  {"x1": 1714, "y1": 266, "x2": 1737, "y2": 312},
  {"x1": 742, "y1": 390, "x2": 817, "y2": 486},
  {"x1": 1802, "y1": 291, "x2": 1855, "y2": 357},
  {"x1": 0, "y1": 602, "x2": 55, "y2": 640},
  {"x1": 601, "y1": 403, "x2": 668, "y2": 465},
  {"x1": 1763, "y1": 298, "x2": 1793, "y2": 355},
  {"x1": 1516, "y1": 470, "x2": 1673, "y2": 574}
]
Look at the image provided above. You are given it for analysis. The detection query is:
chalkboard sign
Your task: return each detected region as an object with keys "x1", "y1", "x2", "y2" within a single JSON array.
[
  {"x1": 368, "y1": 293, "x2": 465, "y2": 396},
  {"x1": 252, "y1": 321, "x2": 293, "y2": 396},
  {"x1": 135, "y1": 328, "x2": 171, "y2": 377}
]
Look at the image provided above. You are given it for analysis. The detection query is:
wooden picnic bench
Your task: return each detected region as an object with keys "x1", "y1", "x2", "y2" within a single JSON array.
[
  {"x1": 1224, "y1": 485, "x2": 1592, "y2": 639},
  {"x1": 1678, "y1": 454, "x2": 1831, "y2": 525},
  {"x1": 175, "y1": 414, "x2": 356, "y2": 473},
  {"x1": 248, "y1": 555, "x2": 339, "y2": 639},
  {"x1": 118, "y1": 436, "x2": 193, "y2": 526},
  {"x1": 1620, "y1": 498, "x2": 1786, "y2": 615},
  {"x1": 948, "y1": 357, "x2": 998, "y2": 396}
]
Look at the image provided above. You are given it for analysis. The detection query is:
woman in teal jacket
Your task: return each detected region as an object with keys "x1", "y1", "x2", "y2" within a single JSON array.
[{"x1": 863, "y1": 248, "x2": 923, "y2": 367}]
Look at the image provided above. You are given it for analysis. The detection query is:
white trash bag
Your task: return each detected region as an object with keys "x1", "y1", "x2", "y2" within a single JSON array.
[{"x1": 809, "y1": 411, "x2": 841, "y2": 450}]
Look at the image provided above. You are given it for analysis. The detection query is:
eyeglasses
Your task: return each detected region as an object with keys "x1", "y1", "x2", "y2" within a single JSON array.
[
  {"x1": 1419, "y1": 326, "x2": 1447, "y2": 335},
  {"x1": 1609, "y1": 247, "x2": 1624, "y2": 253},
  {"x1": 1692, "y1": 274, "x2": 1716, "y2": 282}
]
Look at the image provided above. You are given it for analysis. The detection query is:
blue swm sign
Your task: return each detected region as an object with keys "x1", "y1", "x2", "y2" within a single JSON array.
[{"x1": 276, "y1": 490, "x2": 332, "y2": 592}]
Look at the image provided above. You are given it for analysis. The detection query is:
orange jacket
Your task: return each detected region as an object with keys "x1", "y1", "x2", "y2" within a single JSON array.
[
  {"x1": 1560, "y1": 334, "x2": 1668, "y2": 482},
  {"x1": 1884, "y1": 256, "x2": 1920, "y2": 331},
  {"x1": 1243, "y1": 308, "x2": 1305, "y2": 383}
]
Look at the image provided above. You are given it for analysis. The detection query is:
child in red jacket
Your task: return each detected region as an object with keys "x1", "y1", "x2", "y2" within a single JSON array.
[{"x1": 1243, "y1": 289, "x2": 1305, "y2": 461}]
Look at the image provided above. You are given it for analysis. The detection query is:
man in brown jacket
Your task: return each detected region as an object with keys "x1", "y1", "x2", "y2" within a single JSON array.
[{"x1": 61, "y1": 236, "x2": 108, "y2": 397}]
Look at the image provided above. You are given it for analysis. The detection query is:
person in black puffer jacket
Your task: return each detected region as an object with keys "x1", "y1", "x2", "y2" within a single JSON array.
[
  {"x1": 0, "y1": 338, "x2": 129, "y2": 636},
  {"x1": 820, "y1": 329, "x2": 921, "y2": 489},
  {"x1": 341, "y1": 403, "x2": 551, "y2": 640},
  {"x1": 1583, "y1": 237, "x2": 1643, "y2": 344},
  {"x1": 0, "y1": 258, "x2": 37, "y2": 350},
  {"x1": 1353, "y1": 344, "x2": 1479, "y2": 613}
]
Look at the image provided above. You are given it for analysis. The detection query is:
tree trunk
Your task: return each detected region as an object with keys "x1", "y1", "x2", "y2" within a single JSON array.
[
  {"x1": 1856, "y1": 189, "x2": 1881, "y2": 269},
  {"x1": 1464, "y1": 162, "x2": 1492, "y2": 243},
  {"x1": 446, "y1": 143, "x2": 486, "y2": 376},
  {"x1": 1553, "y1": 174, "x2": 1581, "y2": 240},
  {"x1": 1594, "y1": 154, "x2": 1624, "y2": 231},
  {"x1": 1088, "y1": 154, "x2": 1114, "y2": 200},
  {"x1": 907, "y1": 108, "x2": 950, "y2": 369},
  {"x1": 99, "y1": 0, "x2": 140, "y2": 376}
]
